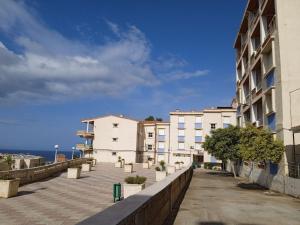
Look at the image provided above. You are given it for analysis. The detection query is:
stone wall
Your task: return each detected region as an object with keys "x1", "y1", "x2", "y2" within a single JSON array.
[
  {"x1": 226, "y1": 161, "x2": 300, "y2": 198},
  {"x1": 0, "y1": 158, "x2": 87, "y2": 185},
  {"x1": 77, "y1": 164, "x2": 193, "y2": 225}
]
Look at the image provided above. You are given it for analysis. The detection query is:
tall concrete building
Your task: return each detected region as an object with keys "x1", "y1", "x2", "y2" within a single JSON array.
[
  {"x1": 234, "y1": 0, "x2": 300, "y2": 175},
  {"x1": 76, "y1": 107, "x2": 236, "y2": 165}
]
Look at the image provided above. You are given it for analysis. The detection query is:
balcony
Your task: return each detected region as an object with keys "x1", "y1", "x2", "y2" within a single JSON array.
[
  {"x1": 195, "y1": 136, "x2": 202, "y2": 143},
  {"x1": 178, "y1": 123, "x2": 185, "y2": 129},
  {"x1": 76, "y1": 144, "x2": 93, "y2": 152},
  {"x1": 158, "y1": 135, "x2": 165, "y2": 142},
  {"x1": 77, "y1": 130, "x2": 94, "y2": 138},
  {"x1": 195, "y1": 123, "x2": 202, "y2": 129},
  {"x1": 178, "y1": 136, "x2": 185, "y2": 142},
  {"x1": 157, "y1": 148, "x2": 165, "y2": 155}
]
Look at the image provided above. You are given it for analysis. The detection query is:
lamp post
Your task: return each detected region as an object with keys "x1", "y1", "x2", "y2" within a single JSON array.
[
  {"x1": 72, "y1": 147, "x2": 75, "y2": 160},
  {"x1": 54, "y1": 144, "x2": 59, "y2": 163}
]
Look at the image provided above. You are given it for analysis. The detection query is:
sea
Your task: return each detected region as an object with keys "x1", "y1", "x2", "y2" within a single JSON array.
[{"x1": 0, "y1": 149, "x2": 81, "y2": 163}]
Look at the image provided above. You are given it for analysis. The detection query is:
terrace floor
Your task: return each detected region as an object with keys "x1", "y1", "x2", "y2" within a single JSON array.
[{"x1": 0, "y1": 163, "x2": 156, "y2": 225}]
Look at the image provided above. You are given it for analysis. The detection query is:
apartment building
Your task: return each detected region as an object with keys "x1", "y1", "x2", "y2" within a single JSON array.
[
  {"x1": 234, "y1": 0, "x2": 300, "y2": 175},
  {"x1": 169, "y1": 108, "x2": 236, "y2": 165},
  {"x1": 77, "y1": 107, "x2": 236, "y2": 165},
  {"x1": 76, "y1": 115, "x2": 143, "y2": 163},
  {"x1": 141, "y1": 121, "x2": 170, "y2": 163}
]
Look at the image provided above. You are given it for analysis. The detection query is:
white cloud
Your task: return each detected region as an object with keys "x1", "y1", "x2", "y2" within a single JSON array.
[
  {"x1": 163, "y1": 69, "x2": 209, "y2": 81},
  {"x1": 0, "y1": 1, "x2": 207, "y2": 104}
]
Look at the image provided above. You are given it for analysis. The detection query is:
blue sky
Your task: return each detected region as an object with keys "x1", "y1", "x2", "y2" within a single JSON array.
[{"x1": 0, "y1": 0, "x2": 246, "y2": 150}]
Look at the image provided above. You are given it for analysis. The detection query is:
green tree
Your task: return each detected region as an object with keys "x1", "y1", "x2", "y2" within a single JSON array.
[
  {"x1": 202, "y1": 125, "x2": 241, "y2": 177},
  {"x1": 145, "y1": 116, "x2": 155, "y2": 121},
  {"x1": 239, "y1": 124, "x2": 284, "y2": 164},
  {"x1": 3, "y1": 155, "x2": 14, "y2": 170}
]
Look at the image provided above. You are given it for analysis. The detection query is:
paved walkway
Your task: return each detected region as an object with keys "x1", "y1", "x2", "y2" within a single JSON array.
[
  {"x1": 174, "y1": 169, "x2": 300, "y2": 225},
  {"x1": 0, "y1": 163, "x2": 156, "y2": 225}
]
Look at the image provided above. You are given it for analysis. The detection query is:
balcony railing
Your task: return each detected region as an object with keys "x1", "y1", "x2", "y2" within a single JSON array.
[
  {"x1": 77, "y1": 130, "x2": 94, "y2": 138},
  {"x1": 178, "y1": 123, "x2": 185, "y2": 129},
  {"x1": 178, "y1": 136, "x2": 185, "y2": 142},
  {"x1": 76, "y1": 144, "x2": 93, "y2": 151},
  {"x1": 195, "y1": 136, "x2": 202, "y2": 143},
  {"x1": 158, "y1": 135, "x2": 165, "y2": 142},
  {"x1": 195, "y1": 123, "x2": 202, "y2": 129}
]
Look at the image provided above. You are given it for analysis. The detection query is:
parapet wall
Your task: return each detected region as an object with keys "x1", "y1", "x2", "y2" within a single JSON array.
[
  {"x1": 0, "y1": 158, "x2": 87, "y2": 185},
  {"x1": 77, "y1": 164, "x2": 193, "y2": 225}
]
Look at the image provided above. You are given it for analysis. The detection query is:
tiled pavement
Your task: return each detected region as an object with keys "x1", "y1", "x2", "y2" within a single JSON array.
[{"x1": 0, "y1": 163, "x2": 156, "y2": 225}]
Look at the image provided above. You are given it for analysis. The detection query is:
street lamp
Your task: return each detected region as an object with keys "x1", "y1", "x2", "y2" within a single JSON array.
[
  {"x1": 54, "y1": 144, "x2": 59, "y2": 163},
  {"x1": 72, "y1": 146, "x2": 75, "y2": 160}
]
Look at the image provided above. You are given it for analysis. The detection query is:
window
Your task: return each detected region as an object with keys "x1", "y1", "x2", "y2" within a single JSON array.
[
  {"x1": 195, "y1": 130, "x2": 202, "y2": 137},
  {"x1": 147, "y1": 145, "x2": 153, "y2": 151},
  {"x1": 178, "y1": 116, "x2": 185, "y2": 123},
  {"x1": 112, "y1": 138, "x2": 118, "y2": 142},
  {"x1": 113, "y1": 123, "x2": 119, "y2": 128},
  {"x1": 266, "y1": 70, "x2": 275, "y2": 88},
  {"x1": 178, "y1": 142, "x2": 185, "y2": 150},
  {"x1": 195, "y1": 116, "x2": 202, "y2": 123},
  {"x1": 158, "y1": 142, "x2": 165, "y2": 149},
  {"x1": 158, "y1": 129, "x2": 165, "y2": 136},
  {"x1": 210, "y1": 123, "x2": 216, "y2": 130},
  {"x1": 223, "y1": 117, "x2": 230, "y2": 128},
  {"x1": 195, "y1": 143, "x2": 201, "y2": 150},
  {"x1": 148, "y1": 132, "x2": 153, "y2": 138},
  {"x1": 112, "y1": 152, "x2": 116, "y2": 155},
  {"x1": 178, "y1": 129, "x2": 185, "y2": 137}
]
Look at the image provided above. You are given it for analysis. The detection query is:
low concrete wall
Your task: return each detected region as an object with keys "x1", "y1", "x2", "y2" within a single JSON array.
[
  {"x1": 0, "y1": 158, "x2": 87, "y2": 185},
  {"x1": 227, "y1": 161, "x2": 300, "y2": 198},
  {"x1": 77, "y1": 165, "x2": 193, "y2": 225}
]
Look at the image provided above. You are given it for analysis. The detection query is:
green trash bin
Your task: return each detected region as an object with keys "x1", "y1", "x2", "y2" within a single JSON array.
[{"x1": 113, "y1": 183, "x2": 121, "y2": 202}]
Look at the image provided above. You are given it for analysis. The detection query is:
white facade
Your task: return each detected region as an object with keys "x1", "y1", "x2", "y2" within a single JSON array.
[{"x1": 77, "y1": 108, "x2": 236, "y2": 165}]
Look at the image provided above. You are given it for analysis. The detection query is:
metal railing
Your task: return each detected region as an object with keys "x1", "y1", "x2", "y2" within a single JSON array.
[{"x1": 288, "y1": 162, "x2": 300, "y2": 178}]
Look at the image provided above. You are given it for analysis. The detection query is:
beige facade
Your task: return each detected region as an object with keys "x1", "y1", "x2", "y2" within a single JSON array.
[
  {"x1": 169, "y1": 108, "x2": 236, "y2": 165},
  {"x1": 234, "y1": 0, "x2": 300, "y2": 175},
  {"x1": 77, "y1": 108, "x2": 236, "y2": 165},
  {"x1": 77, "y1": 115, "x2": 143, "y2": 163}
]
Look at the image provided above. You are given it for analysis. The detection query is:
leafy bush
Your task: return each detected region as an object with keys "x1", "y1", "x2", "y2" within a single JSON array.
[
  {"x1": 125, "y1": 175, "x2": 147, "y2": 184},
  {"x1": 155, "y1": 166, "x2": 161, "y2": 171},
  {"x1": 175, "y1": 161, "x2": 180, "y2": 164},
  {"x1": 239, "y1": 124, "x2": 284, "y2": 163},
  {"x1": 159, "y1": 160, "x2": 166, "y2": 171}
]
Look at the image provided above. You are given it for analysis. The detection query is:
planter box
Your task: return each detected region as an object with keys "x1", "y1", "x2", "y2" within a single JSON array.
[
  {"x1": 0, "y1": 178, "x2": 20, "y2": 198},
  {"x1": 82, "y1": 163, "x2": 91, "y2": 172},
  {"x1": 142, "y1": 162, "x2": 149, "y2": 169},
  {"x1": 115, "y1": 161, "x2": 122, "y2": 168},
  {"x1": 156, "y1": 171, "x2": 167, "y2": 181},
  {"x1": 124, "y1": 164, "x2": 133, "y2": 173},
  {"x1": 175, "y1": 164, "x2": 180, "y2": 170},
  {"x1": 67, "y1": 168, "x2": 81, "y2": 179},
  {"x1": 180, "y1": 163, "x2": 184, "y2": 168},
  {"x1": 148, "y1": 160, "x2": 153, "y2": 167},
  {"x1": 123, "y1": 183, "x2": 145, "y2": 199},
  {"x1": 167, "y1": 166, "x2": 176, "y2": 175}
]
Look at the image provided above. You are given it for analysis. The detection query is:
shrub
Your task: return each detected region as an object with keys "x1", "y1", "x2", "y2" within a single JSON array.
[
  {"x1": 155, "y1": 166, "x2": 161, "y2": 171},
  {"x1": 125, "y1": 175, "x2": 147, "y2": 184},
  {"x1": 159, "y1": 160, "x2": 166, "y2": 171},
  {"x1": 175, "y1": 161, "x2": 180, "y2": 164}
]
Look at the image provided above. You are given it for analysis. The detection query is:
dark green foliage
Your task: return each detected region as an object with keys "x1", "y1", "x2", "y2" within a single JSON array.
[
  {"x1": 125, "y1": 175, "x2": 147, "y2": 184},
  {"x1": 202, "y1": 125, "x2": 241, "y2": 162},
  {"x1": 239, "y1": 124, "x2": 284, "y2": 163}
]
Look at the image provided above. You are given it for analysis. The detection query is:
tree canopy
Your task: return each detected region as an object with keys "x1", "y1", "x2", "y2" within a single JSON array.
[
  {"x1": 144, "y1": 116, "x2": 163, "y2": 121},
  {"x1": 202, "y1": 125, "x2": 241, "y2": 162}
]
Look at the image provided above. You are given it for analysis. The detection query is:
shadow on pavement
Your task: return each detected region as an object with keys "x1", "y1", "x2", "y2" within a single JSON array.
[
  {"x1": 197, "y1": 222, "x2": 226, "y2": 225},
  {"x1": 237, "y1": 182, "x2": 268, "y2": 190},
  {"x1": 205, "y1": 171, "x2": 234, "y2": 177}
]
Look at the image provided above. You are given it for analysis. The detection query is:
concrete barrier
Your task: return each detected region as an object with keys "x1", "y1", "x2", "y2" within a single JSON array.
[
  {"x1": 0, "y1": 158, "x2": 87, "y2": 185},
  {"x1": 77, "y1": 164, "x2": 193, "y2": 225}
]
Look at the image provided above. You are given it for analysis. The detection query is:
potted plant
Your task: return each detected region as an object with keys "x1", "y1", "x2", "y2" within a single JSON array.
[
  {"x1": 0, "y1": 156, "x2": 20, "y2": 198},
  {"x1": 180, "y1": 161, "x2": 184, "y2": 168},
  {"x1": 115, "y1": 156, "x2": 122, "y2": 168},
  {"x1": 142, "y1": 161, "x2": 149, "y2": 169},
  {"x1": 155, "y1": 161, "x2": 167, "y2": 181},
  {"x1": 82, "y1": 163, "x2": 91, "y2": 172},
  {"x1": 124, "y1": 163, "x2": 133, "y2": 173},
  {"x1": 123, "y1": 175, "x2": 147, "y2": 198},
  {"x1": 167, "y1": 165, "x2": 176, "y2": 174},
  {"x1": 148, "y1": 157, "x2": 153, "y2": 167},
  {"x1": 67, "y1": 166, "x2": 81, "y2": 179},
  {"x1": 175, "y1": 161, "x2": 181, "y2": 170}
]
